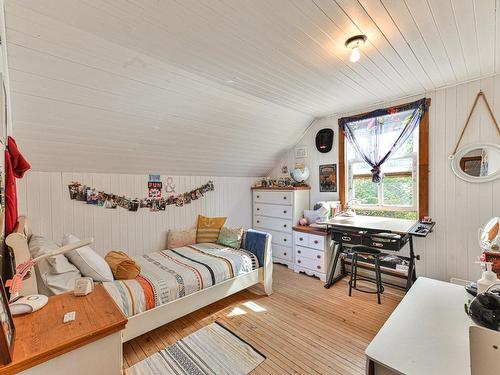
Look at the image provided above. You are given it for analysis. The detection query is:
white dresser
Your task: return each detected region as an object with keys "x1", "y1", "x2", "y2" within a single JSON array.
[
  {"x1": 252, "y1": 187, "x2": 309, "y2": 268},
  {"x1": 293, "y1": 226, "x2": 332, "y2": 281}
]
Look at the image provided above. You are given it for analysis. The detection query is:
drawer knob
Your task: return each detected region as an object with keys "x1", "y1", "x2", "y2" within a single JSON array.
[
  {"x1": 257, "y1": 208, "x2": 260, "y2": 211},
  {"x1": 317, "y1": 255, "x2": 321, "y2": 259},
  {"x1": 283, "y1": 224, "x2": 287, "y2": 228},
  {"x1": 298, "y1": 260, "x2": 301, "y2": 264},
  {"x1": 257, "y1": 220, "x2": 260, "y2": 223},
  {"x1": 317, "y1": 266, "x2": 321, "y2": 270},
  {"x1": 257, "y1": 195, "x2": 260, "y2": 198},
  {"x1": 283, "y1": 238, "x2": 287, "y2": 242},
  {"x1": 314, "y1": 240, "x2": 319, "y2": 244},
  {"x1": 283, "y1": 210, "x2": 287, "y2": 214},
  {"x1": 284, "y1": 252, "x2": 287, "y2": 256},
  {"x1": 299, "y1": 237, "x2": 304, "y2": 241},
  {"x1": 298, "y1": 250, "x2": 301, "y2": 254},
  {"x1": 283, "y1": 196, "x2": 287, "y2": 200}
]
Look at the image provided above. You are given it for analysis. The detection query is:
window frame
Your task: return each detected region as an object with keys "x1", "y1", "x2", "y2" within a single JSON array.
[
  {"x1": 348, "y1": 153, "x2": 418, "y2": 212},
  {"x1": 338, "y1": 98, "x2": 430, "y2": 220}
]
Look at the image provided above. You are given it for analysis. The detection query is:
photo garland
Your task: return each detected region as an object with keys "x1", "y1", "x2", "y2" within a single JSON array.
[{"x1": 67, "y1": 180, "x2": 215, "y2": 212}]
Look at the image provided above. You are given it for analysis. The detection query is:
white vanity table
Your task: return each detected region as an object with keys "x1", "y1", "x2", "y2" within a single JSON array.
[{"x1": 366, "y1": 277, "x2": 473, "y2": 375}]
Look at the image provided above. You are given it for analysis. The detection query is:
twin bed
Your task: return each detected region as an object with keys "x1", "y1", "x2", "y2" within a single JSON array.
[{"x1": 6, "y1": 217, "x2": 273, "y2": 342}]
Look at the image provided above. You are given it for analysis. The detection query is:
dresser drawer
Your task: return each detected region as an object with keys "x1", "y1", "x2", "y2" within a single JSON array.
[
  {"x1": 308, "y1": 234, "x2": 325, "y2": 250},
  {"x1": 295, "y1": 254, "x2": 324, "y2": 273},
  {"x1": 294, "y1": 231, "x2": 309, "y2": 246},
  {"x1": 254, "y1": 203, "x2": 293, "y2": 219},
  {"x1": 254, "y1": 216, "x2": 292, "y2": 233},
  {"x1": 256, "y1": 228, "x2": 292, "y2": 247},
  {"x1": 295, "y1": 245, "x2": 325, "y2": 262},
  {"x1": 253, "y1": 191, "x2": 292, "y2": 205},
  {"x1": 273, "y1": 244, "x2": 293, "y2": 262}
]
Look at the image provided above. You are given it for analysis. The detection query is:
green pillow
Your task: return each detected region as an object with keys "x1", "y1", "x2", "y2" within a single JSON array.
[{"x1": 217, "y1": 227, "x2": 243, "y2": 249}]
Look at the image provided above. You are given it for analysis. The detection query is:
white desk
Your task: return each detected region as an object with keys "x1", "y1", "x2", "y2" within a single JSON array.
[{"x1": 365, "y1": 277, "x2": 472, "y2": 375}]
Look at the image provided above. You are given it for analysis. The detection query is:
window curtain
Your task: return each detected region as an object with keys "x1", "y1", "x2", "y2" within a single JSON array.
[{"x1": 339, "y1": 98, "x2": 428, "y2": 183}]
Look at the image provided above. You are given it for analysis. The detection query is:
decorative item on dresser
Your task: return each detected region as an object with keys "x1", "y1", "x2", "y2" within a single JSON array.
[
  {"x1": 252, "y1": 187, "x2": 310, "y2": 268},
  {"x1": 293, "y1": 225, "x2": 333, "y2": 282}
]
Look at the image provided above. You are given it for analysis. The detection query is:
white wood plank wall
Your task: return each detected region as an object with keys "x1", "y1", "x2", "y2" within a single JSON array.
[
  {"x1": 17, "y1": 173, "x2": 256, "y2": 257},
  {"x1": 271, "y1": 74, "x2": 500, "y2": 282}
]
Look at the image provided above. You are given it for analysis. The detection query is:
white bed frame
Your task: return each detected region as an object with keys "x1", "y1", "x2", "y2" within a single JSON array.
[{"x1": 6, "y1": 216, "x2": 274, "y2": 342}]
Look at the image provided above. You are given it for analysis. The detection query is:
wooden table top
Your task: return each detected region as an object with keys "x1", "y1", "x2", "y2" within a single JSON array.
[
  {"x1": 292, "y1": 225, "x2": 328, "y2": 236},
  {"x1": 251, "y1": 186, "x2": 310, "y2": 190},
  {"x1": 0, "y1": 285, "x2": 127, "y2": 375}
]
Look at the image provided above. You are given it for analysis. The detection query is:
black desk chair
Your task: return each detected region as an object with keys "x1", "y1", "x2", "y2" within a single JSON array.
[{"x1": 348, "y1": 246, "x2": 384, "y2": 304}]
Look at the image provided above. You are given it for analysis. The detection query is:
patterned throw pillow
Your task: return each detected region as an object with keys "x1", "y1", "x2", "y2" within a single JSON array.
[
  {"x1": 196, "y1": 215, "x2": 227, "y2": 243},
  {"x1": 217, "y1": 227, "x2": 243, "y2": 249},
  {"x1": 167, "y1": 228, "x2": 197, "y2": 249}
]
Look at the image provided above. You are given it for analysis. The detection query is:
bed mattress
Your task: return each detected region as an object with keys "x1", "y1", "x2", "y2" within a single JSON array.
[{"x1": 103, "y1": 243, "x2": 258, "y2": 317}]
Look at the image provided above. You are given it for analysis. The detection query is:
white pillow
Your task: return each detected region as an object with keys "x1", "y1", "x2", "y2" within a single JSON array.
[
  {"x1": 62, "y1": 234, "x2": 113, "y2": 282},
  {"x1": 28, "y1": 235, "x2": 82, "y2": 295}
]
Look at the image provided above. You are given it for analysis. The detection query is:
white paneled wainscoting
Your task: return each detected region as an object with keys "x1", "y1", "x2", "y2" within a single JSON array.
[
  {"x1": 17, "y1": 172, "x2": 257, "y2": 257},
  {"x1": 271, "y1": 74, "x2": 500, "y2": 283}
]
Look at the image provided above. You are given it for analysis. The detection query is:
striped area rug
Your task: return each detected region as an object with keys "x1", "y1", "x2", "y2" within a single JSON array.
[{"x1": 125, "y1": 322, "x2": 266, "y2": 375}]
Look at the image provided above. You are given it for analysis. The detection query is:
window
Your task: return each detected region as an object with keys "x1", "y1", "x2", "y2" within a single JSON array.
[
  {"x1": 346, "y1": 129, "x2": 418, "y2": 219},
  {"x1": 338, "y1": 99, "x2": 430, "y2": 220}
]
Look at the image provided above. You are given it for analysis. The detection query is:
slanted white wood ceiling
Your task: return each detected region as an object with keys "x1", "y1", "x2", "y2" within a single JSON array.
[{"x1": 5, "y1": 0, "x2": 499, "y2": 176}]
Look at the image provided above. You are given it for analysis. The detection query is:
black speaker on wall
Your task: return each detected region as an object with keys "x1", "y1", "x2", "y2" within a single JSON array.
[{"x1": 315, "y1": 128, "x2": 334, "y2": 153}]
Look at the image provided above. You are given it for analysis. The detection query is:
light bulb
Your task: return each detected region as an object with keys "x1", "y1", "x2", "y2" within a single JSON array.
[{"x1": 350, "y1": 47, "x2": 361, "y2": 63}]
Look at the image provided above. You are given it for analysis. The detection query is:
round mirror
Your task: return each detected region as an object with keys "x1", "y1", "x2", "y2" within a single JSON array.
[
  {"x1": 451, "y1": 143, "x2": 500, "y2": 183},
  {"x1": 479, "y1": 217, "x2": 499, "y2": 252}
]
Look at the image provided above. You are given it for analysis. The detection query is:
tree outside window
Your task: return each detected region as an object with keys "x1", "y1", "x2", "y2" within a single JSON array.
[{"x1": 346, "y1": 125, "x2": 418, "y2": 220}]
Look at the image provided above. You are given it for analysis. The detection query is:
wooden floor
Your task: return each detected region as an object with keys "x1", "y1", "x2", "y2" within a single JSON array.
[{"x1": 123, "y1": 265, "x2": 403, "y2": 374}]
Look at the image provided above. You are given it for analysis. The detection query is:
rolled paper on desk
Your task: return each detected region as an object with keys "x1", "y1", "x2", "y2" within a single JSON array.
[{"x1": 32, "y1": 238, "x2": 94, "y2": 262}]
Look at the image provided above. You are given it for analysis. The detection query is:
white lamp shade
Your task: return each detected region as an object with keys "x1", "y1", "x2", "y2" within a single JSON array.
[{"x1": 350, "y1": 47, "x2": 361, "y2": 63}]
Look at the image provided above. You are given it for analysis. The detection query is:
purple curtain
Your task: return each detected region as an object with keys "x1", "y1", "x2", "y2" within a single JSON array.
[{"x1": 339, "y1": 98, "x2": 428, "y2": 183}]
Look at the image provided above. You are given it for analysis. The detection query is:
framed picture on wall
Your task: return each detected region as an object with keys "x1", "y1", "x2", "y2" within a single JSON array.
[
  {"x1": 319, "y1": 164, "x2": 337, "y2": 192},
  {"x1": 0, "y1": 278, "x2": 15, "y2": 365}
]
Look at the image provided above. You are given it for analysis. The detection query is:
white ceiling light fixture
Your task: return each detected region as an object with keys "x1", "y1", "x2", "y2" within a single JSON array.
[{"x1": 345, "y1": 35, "x2": 367, "y2": 63}]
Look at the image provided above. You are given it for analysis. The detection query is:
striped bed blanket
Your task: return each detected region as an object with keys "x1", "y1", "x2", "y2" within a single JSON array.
[{"x1": 103, "y1": 243, "x2": 259, "y2": 317}]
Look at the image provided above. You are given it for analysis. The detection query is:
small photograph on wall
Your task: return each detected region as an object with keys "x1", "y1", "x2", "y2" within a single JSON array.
[
  {"x1": 86, "y1": 188, "x2": 99, "y2": 205},
  {"x1": 319, "y1": 164, "x2": 337, "y2": 192},
  {"x1": 148, "y1": 181, "x2": 162, "y2": 198}
]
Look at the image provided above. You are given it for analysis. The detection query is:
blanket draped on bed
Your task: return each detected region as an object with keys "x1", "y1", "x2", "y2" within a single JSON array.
[{"x1": 103, "y1": 243, "x2": 258, "y2": 317}]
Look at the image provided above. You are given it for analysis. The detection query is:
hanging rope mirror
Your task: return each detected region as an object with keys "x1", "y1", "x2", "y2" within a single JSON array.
[{"x1": 449, "y1": 90, "x2": 500, "y2": 183}]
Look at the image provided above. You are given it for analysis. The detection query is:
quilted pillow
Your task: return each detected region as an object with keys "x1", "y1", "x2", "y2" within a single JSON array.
[
  {"x1": 217, "y1": 227, "x2": 243, "y2": 249},
  {"x1": 196, "y1": 215, "x2": 227, "y2": 243},
  {"x1": 167, "y1": 228, "x2": 197, "y2": 249},
  {"x1": 62, "y1": 234, "x2": 113, "y2": 282}
]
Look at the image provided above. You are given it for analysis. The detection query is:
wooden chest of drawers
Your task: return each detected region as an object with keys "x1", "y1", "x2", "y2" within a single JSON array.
[
  {"x1": 252, "y1": 187, "x2": 309, "y2": 268},
  {"x1": 293, "y1": 225, "x2": 333, "y2": 281}
]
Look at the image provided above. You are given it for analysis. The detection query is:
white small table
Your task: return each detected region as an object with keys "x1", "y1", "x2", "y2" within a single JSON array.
[{"x1": 365, "y1": 277, "x2": 473, "y2": 375}]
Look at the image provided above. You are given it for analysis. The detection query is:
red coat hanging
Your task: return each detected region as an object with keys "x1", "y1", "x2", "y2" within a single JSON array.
[{"x1": 5, "y1": 136, "x2": 31, "y2": 235}]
